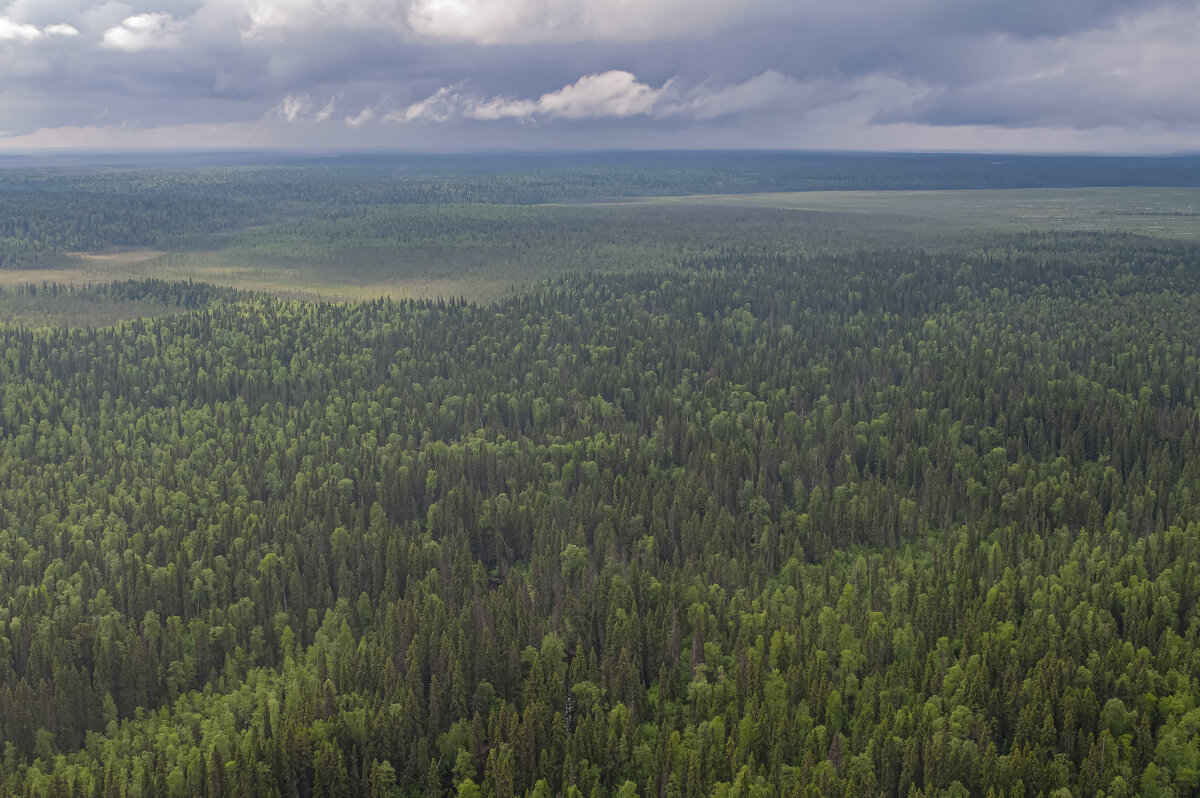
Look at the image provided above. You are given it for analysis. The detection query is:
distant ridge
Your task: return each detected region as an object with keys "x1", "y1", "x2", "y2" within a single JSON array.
[{"x1": 3, "y1": 150, "x2": 1200, "y2": 191}]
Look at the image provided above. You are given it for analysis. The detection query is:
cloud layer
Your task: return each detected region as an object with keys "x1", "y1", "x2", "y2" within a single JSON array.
[
  {"x1": 389, "y1": 70, "x2": 836, "y2": 126},
  {"x1": 0, "y1": 0, "x2": 1198, "y2": 152},
  {"x1": 101, "y1": 13, "x2": 184, "y2": 52},
  {"x1": 0, "y1": 15, "x2": 76, "y2": 41}
]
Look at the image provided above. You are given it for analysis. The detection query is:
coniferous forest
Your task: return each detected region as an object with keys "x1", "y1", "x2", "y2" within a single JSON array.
[
  {"x1": 5, "y1": 153, "x2": 1200, "y2": 269},
  {"x1": 1, "y1": 221, "x2": 1200, "y2": 797}
]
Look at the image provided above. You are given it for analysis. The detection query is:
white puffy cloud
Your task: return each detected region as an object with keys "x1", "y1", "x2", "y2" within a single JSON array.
[
  {"x1": 391, "y1": 84, "x2": 464, "y2": 122},
  {"x1": 393, "y1": 69, "x2": 813, "y2": 124},
  {"x1": 101, "y1": 12, "x2": 185, "y2": 52},
  {"x1": 273, "y1": 92, "x2": 312, "y2": 122},
  {"x1": 0, "y1": 16, "x2": 41, "y2": 40},
  {"x1": 0, "y1": 15, "x2": 78, "y2": 41},
  {"x1": 313, "y1": 96, "x2": 335, "y2": 122},
  {"x1": 344, "y1": 105, "x2": 373, "y2": 127},
  {"x1": 536, "y1": 71, "x2": 669, "y2": 119},
  {"x1": 390, "y1": 71, "x2": 672, "y2": 123},
  {"x1": 409, "y1": 71, "x2": 674, "y2": 122},
  {"x1": 272, "y1": 92, "x2": 338, "y2": 122}
]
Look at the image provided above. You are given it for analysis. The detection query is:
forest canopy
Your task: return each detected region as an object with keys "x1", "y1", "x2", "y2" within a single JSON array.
[{"x1": 0, "y1": 228, "x2": 1199, "y2": 796}]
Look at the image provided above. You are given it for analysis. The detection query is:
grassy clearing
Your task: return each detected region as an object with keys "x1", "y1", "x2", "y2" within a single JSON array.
[
  {"x1": 0, "y1": 250, "x2": 517, "y2": 306},
  {"x1": 0, "y1": 290, "x2": 188, "y2": 329},
  {"x1": 626, "y1": 186, "x2": 1200, "y2": 239}
]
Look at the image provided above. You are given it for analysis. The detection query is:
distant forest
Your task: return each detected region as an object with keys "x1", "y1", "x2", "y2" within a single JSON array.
[{"x1": 4, "y1": 152, "x2": 1200, "y2": 268}]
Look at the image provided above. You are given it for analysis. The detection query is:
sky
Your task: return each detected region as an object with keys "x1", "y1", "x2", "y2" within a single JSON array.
[{"x1": 0, "y1": 0, "x2": 1198, "y2": 153}]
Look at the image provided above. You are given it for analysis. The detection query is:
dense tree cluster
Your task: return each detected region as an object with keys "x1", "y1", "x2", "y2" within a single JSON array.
[{"x1": 1, "y1": 234, "x2": 1200, "y2": 796}]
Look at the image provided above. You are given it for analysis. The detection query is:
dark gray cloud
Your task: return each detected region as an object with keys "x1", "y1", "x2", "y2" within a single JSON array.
[{"x1": 0, "y1": 0, "x2": 1197, "y2": 152}]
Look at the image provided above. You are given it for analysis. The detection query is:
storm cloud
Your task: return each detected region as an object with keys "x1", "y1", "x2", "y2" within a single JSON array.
[{"x1": 0, "y1": 0, "x2": 1196, "y2": 152}]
